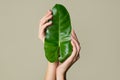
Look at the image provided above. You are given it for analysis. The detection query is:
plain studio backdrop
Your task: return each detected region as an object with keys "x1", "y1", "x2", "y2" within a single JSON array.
[{"x1": 0, "y1": 0, "x2": 120, "y2": 80}]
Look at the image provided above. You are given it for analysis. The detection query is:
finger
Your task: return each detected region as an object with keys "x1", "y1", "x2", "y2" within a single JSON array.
[
  {"x1": 71, "y1": 34, "x2": 80, "y2": 54},
  {"x1": 40, "y1": 15, "x2": 53, "y2": 27},
  {"x1": 71, "y1": 29, "x2": 78, "y2": 41},
  {"x1": 71, "y1": 30, "x2": 81, "y2": 46},
  {"x1": 69, "y1": 40, "x2": 77, "y2": 60},
  {"x1": 39, "y1": 11, "x2": 52, "y2": 33},
  {"x1": 72, "y1": 29, "x2": 78, "y2": 40},
  {"x1": 40, "y1": 21, "x2": 52, "y2": 32},
  {"x1": 61, "y1": 40, "x2": 77, "y2": 67},
  {"x1": 72, "y1": 54, "x2": 80, "y2": 63},
  {"x1": 44, "y1": 10, "x2": 52, "y2": 18},
  {"x1": 42, "y1": 10, "x2": 52, "y2": 21},
  {"x1": 71, "y1": 29, "x2": 81, "y2": 51},
  {"x1": 39, "y1": 10, "x2": 52, "y2": 26},
  {"x1": 71, "y1": 35, "x2": 80, "y2": 62},
  {"x1": 39, "y1": 21, "x2": 52, "y2": 41}
]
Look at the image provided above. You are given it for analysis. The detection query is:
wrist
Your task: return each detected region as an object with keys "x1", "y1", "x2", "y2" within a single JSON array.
[
  {"x1": 56, "y1": 70, "x2": 66, "y2": 80},
  {"x1": 45, "y1": 62, "x2": 58, "y2": 80},
  {"x1": 48, "y1": 62, "x2": 58, "y2": 68},
  {"x1": 56, "y1": 72, "x2": 64, "y2": 80}
]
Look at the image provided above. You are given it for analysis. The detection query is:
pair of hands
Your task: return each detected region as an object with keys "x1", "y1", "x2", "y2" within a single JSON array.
[{"x1": 38, "y1": 10, "x2": 81, "y2": 80}]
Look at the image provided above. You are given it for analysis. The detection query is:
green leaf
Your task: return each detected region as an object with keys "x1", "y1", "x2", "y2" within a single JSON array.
[{"x1": 44, "y1": 4, "x2": 72, "y2": 63}]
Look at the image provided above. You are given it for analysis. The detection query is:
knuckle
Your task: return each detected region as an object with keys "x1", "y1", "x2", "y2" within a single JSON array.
[{"x1": 49, "y1": 15, "x2": 52, "y2": 18}]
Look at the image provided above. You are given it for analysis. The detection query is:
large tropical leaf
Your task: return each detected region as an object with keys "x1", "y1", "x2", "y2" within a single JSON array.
[{"x1": 44, "y1": 4, "x2": 72, "y2": 63}]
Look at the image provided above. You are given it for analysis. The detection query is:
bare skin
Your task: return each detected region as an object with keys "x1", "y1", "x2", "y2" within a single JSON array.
[{"x1": 38, "y1": 10, "x2": 81, "y2": 80}]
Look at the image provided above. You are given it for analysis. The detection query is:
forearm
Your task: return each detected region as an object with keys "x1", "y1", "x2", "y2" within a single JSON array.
[{"x1": 44, "y1": 62, "x2": 57, "y2": 80}]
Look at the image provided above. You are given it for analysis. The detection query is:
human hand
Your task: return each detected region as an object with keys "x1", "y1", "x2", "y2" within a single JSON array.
[
  {"x1": 38, "y1": 10, "x2": 57, "y2": 80},
  {"x1": 38, "y1": 10, "x2": 81, "y2": 80},
  {"x1": 38, "y1": 10, "x2": 53, "y2": 42},
  {"x1": 56, "y1": 30, "x2": 81, "y2": 80}
]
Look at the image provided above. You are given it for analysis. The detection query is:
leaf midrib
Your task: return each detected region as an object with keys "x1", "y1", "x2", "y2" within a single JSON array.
[{"x1": 58, "y1": 6, "x2": 60, "y2": 47}]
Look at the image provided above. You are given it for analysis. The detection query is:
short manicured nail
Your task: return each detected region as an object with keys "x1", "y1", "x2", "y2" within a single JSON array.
[{"x1": 50, "y1": 21, "x2": 52, "y2": 23}]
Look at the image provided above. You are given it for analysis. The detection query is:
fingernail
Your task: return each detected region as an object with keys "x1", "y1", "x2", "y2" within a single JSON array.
[
  {"x1": 50, "y1": 21, "x2": 52, "y2": 23},
  {"x1": 47, "y1": 10, "x2": 50, "y2": 12}
]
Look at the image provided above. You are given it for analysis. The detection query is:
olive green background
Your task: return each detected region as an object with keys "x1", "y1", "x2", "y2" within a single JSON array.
[{"x1": 0, "y1": 0, "x2": 120, "y2": 80}]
